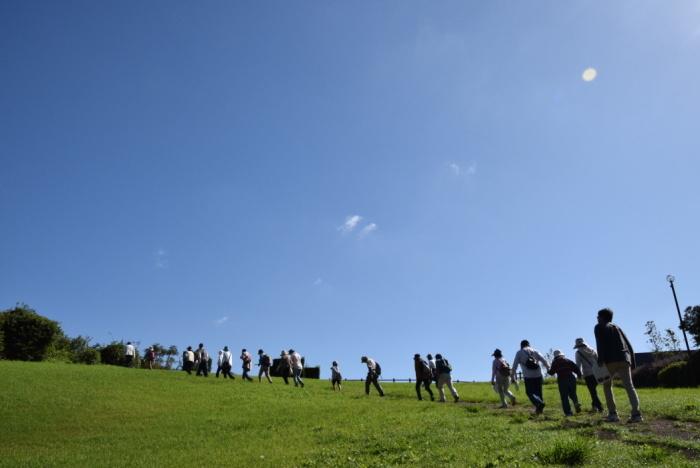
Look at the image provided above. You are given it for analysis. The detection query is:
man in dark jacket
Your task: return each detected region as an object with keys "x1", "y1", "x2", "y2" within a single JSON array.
[
  {"x1": 413, "y1": 354, "x2": 434, "y2": 401},
  {"x1": 548, "y1": 350, "x2": 582, "y2": 416},
  {"x1": 594, "y1": 308, "x2": 642, "y2": 423}
]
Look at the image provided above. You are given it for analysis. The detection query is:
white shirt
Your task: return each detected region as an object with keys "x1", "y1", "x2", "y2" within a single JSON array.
[
  {"x1": 428, "y1": 358, "x2": 436, "y2": 370},
  {"x1": 290, "y1": 352, "x2": 303, "y2": 370},
  {"x1": 222, "y1": 351, "x2": 233, "y2": 366},
  {"x1": 125, "y1": 344, "x2": 135, "y2": 357},
  {"x1": 512, "y1": 347, "x2": 548, "y2": 379},
  {"x1": 217, "y1": 351, "x2": 223, "y2": 367},
  {"x1": 365, "y1": 358, "x2": 377, "y2": 372}
]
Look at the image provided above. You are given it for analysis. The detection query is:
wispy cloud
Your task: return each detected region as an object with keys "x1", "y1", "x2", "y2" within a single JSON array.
[
  {"x1": 154, "y1": 248, "x2": 168, "y2": 269},
  {"x1": 448, "y1": 162, "x2": 477, "y2": 176},
  {"x1": 313, "y1": 277, "x2": 323, "y2": 286},
  {"x1": 359, "y1": 223, "x2": 378, "y2": 239},
  {"x1": 214, "y1": 316, "x2": 229, "y2": 325},
  {"x1": 338, "y1": 215, "x2": 362, "y2": 233}
]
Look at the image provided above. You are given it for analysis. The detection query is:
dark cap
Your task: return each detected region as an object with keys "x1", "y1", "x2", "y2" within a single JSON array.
[{"x1": 492, "y1": 349, "x2": 502, "y2": 357}]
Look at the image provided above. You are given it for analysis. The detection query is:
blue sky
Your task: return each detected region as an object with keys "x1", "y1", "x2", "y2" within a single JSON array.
[{"x1": 2, "y1": 1, "x2": 699, "y2": 380}]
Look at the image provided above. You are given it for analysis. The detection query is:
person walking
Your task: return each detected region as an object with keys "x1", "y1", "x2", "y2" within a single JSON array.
[
  {"x1": 277, "y1": 350, "x2": 292, "y2": 385},
  {"x1": 240, "y1": 349, "x2": 253, "y2": 381},
  {"x1": 216, "y1": 350, "x2": 224, "y2": 378},
  {"x1": 594, "y1": 308, "x2": 643, "y2": 423},
  {"x1": 426, "y1": 353, "x2": 438, "y2": 383},
  {"x1": 257, "y1": 349, "x2": 273, "y2": 383},
  {"x1": 220, "y1": 346, "x2": 235, "y2": 379},
  {"x1": 548, "y1": 350, "x2": 582, "y2": 416},
  {"x1": 511, "y1": 340, "x2": 549, "y2": 414},
  {"x1": 289, "y1": 349, "x2": 305, "y2": 388},
  {"x1": 331, "y1": 361, "x2": 342, "y2": 391},
  {"x1": 435, "y1": 354, "x2": 459, "y2": 403},
  {"x1": 491, "y1": 349, "x2": 516, "y2": 408},
  {"x1": 413, "y1": 354, "x2": 435, "y2": 401},
  {"x1": 145, "y1": 346, "x2": 156, "y2": 370},
  {"x1": 125, "y1": 342, "x2": 136, "y2": 367},
  {"x1": 573, "y1": 338, "x2": 604, "y2": 412},
  {"x1": 361, "y1": 356, "x2": 384, "y2": 396},
  {"x1": 182, "y1": 346, "x2": 195, "y2": 375},
  {"x1": 195, "y1": 343, "x2": 209, "y2": 377}
]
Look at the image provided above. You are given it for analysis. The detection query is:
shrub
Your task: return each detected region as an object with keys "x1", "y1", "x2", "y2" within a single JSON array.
[
  {"x1": 0, "y1": 305, "x2": 61, "y2": 361},
  {"x1": 632, "y1": 353, "x2": 686, "y2": 388},
  {"x1": 100, "y1": 342, "x2": 127, "y2": 366},
  {"x1": 658, "y1": 361, "x2": 691, "y2": 388},
  {"x1": 535, "y1": 437, "x2": 592, "y2": 466},
  {"x1": 74, "y1": 347, "x2": 100, "y2": 365}
]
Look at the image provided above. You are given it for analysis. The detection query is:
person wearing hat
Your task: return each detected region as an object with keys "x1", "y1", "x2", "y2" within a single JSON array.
[
  {"x1": 413, "y1": 354, "x2": 434, "y2": 401},
  {"x1": 491, "y1": 349, "x2": 516, "y2": 408},
  {"x1": 257, "y1": 349, "x2": 273, "y2": 383},
  {"x1": 218, "y1": 346, "x2": 234, "y2": 379},
  {"x1": 276, "y1": 350, "x2": 292, "y2": 385},
  {"x1": 361, "y1": 356, "x2": 384, "y2": 397},
  {"x1": 240, "y1": 348, "x2": 253, "y2": 381},
  {"x1": 574, "y1": 338, "x2": 604, "y2": 412},
  {"x1": 548, "y1": 349, "x2": 582, "y2": 416},
  {"x1": 511, "y1": 340, "x2": 549, "y2": 414}
]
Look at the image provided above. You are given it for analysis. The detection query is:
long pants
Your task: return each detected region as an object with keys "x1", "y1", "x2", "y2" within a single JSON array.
[
  {"x1": 603, "y1": 361, "x2": 641, "y2": 416},
  {"x1": 293, "y1": 368, "x2": 305, "y2": 387},
  {"x1": 259, "y1": 366, "x2": 272, "y2": 383},
  {"x1": 415, "y1": 377, "x2": 434, "y2": 400},
  {"x1": 242, "y1": 367, "x2": 253, "y2": 381},
  {"x1": 365, "y1": 372, "x2": 384, "y2": 396},
  {"x1": 524, "y1": 377, "x2": 544, "y2": 408},
  {"x1": 279, "y1": 368, "x2": 290, "y2": 385},
  {"x1": 215, "y1": 365, "x2": 221, "y2": 377},
  {"x1": 196, "y1": 361, "x2": 209, "y2": 377},
  {"x1": 495, "y1": 375, "x2": 515, "y2": 406},
  {"x1": 221, "y1": 363, "x2": 234, "y2": 379},
  {"x1": 437, "y1": 373, "x2": 459, "y2": 402},
  {"x1": 557, "y1": 374, "x2": 580, "y2": 415},
  {"x1": 183, "y1": 361, "x2": 193, "y2": 375},
  {"x1": 584, "y1": 374, "x2": 604, "y2": 411}
]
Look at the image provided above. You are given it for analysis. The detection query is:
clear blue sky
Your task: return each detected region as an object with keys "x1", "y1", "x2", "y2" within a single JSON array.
[{"x1": 2, "y1": 1, "x2": 699, "y2": 380}]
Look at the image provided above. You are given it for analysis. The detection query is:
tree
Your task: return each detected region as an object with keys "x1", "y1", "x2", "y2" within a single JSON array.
[
  {"x1": 644, "y1": 321, "x2": 664, "y2": 353},
  {"x1": 0, "y1": 304, "x2": 62, "y2": 361},
  {"x1": 682, "y1": 305, "x2": 700, "y2": 347},
  {"x1": 664, "y1": 329, "x2": 681, "y2": 352}
]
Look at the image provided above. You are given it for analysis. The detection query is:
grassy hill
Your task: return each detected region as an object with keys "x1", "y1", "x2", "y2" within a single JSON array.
[{"x1": 1, "y1": 361, "x2": 699, "y2": 467}]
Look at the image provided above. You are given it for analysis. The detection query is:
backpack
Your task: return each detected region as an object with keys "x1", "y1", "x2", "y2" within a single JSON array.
[
  {"x1": 498, "y1": 359, "x2": 512, "y2": 377},
  {"x1": 261, "y1": 354, "x2": 271, "y2": 367},
  {"x1": 420, "y1": 360, "x2": 432, "y2": 379},
  {"x1": 374, "y1": 362, "x2": 382, "y2": 376},
  {"x1": 524, "y1": 350, "x2": 540, "y2": 370}
]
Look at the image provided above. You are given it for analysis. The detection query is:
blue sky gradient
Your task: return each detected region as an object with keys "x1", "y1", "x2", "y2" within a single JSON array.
[{"x1": 2, "y1": 1, "x2": 699, "y2": 379}]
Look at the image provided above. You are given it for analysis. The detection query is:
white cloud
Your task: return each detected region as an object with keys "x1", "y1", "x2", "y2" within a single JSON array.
[
  {"x1": 313, "y1": 278, "x2": 323, "y2": 286},
  {"x1": 582, "y1": 67, "x2": 597, "y2": 82},
  {"x1": 214, "y1": 316, "x2": 229, "y2": 325},
  {"x1": 448, "y1": 162, "x2": 476, "y2": 176},
  {"x1": 448, "y1": 162, "x2": 461, "y2": 176},
  {"x1": 154, "y1": 249, "x2": 168, "y2": 269},
  {"x1": 465, "y1": 162, "x2": 477, "y2": 175},
  {"x1": 338, "y1": 215, "x2": 362, "y2": 233},
  {"x1": 359, "y1": 223, "x2": 378, "y2": 238}
]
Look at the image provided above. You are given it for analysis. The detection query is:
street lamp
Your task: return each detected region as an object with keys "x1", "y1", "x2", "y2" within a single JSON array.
[{"x1": 666, "y1": 275, "x2": 692, "y2": 358}]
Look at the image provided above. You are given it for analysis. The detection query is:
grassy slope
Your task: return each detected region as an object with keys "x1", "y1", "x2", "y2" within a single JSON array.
[{"x1": 1, "y1": 361, "x2": 698, "y2": 467}]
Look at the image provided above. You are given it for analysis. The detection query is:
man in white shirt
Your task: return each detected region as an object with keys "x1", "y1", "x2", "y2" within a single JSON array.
[
  {"x1": 511, "y1": 340, "x2": 549, "y2": 414},
  {"x1": 426, "y1": 353, "x2": 437, "y2": 383},
  {"x1": 220, "y1": 346, "x2": 235, "y2": 379},
  {"x1": 289, "y1": 349, "x2": 304, "y2": 388},
  {"x1": 361, "y1": 356, "x2": 385, "y2": 397},
  {"x1": 125, "y1": 342, "x2": 135, "y2": 367}
]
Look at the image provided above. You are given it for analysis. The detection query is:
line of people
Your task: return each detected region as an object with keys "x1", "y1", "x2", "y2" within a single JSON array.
[{"x1": 490, "y1": 308, "x2": 642, "y2": 423}]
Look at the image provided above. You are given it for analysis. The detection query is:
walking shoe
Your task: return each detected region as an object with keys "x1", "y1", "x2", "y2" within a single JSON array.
[
  {"x1": 604, "y1": 413, "x2": 620, "y2": 423},
  {"x1": 564, "y1": 413, "x2": 573, "y2": 417},
  {"x1": 535, "y1": 403, "x2": 545, "y2": 414},
  {"x1": 499, "y1": 404, "x2": 508, "y2": 409},
  {"x1": 575, "y1": 404, "x2": 582, "y2": 414},
  {"x1": 628, "y1": 413, "x2": 643, "y2": 423},
  {"x1": 510, "y1": 396, "x2": 517, "y2": 406},
  {"x1": 454, "y1": 396, "x2": 460, "y2": 403}
]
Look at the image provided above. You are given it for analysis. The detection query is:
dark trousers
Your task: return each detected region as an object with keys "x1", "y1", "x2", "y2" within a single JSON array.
[
  {"x1": 524, "y1": 377, "x2": 544, "y2": 407},
  {"x1": 196, "y1": 361, "x2": 209, "y2": 377},
  {"x1": 415, "y1": 378, "x2": 434, "y2": 400},
  {"x1": 584, "y1": 374, "x2": 604, "y2": 411},
  {"x1": 216, "y1": 366, "x2": 221, "y2": 377},
  {"x1": 242, "y1": 367, "x2": 253, "y2": 381},
  {"x1": 365, "y1": 372, "x2": 384, "y2": 396},
  {"x1": 279, "y1": 368, "x2": 290, "y2": 384},
  {"x1": 221, "y1": 363, "x2": 234, "y2": 379},
  {"x1": 183, "y1": 361, "x2": 194, "y2": 374},
  {"x1": 557, "y1": 374, "x2": 580, "y2": 415}
]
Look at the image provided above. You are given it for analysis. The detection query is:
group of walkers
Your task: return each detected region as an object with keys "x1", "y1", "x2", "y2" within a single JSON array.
[
  {"x1": 125, "y1": 308, "x2": 643, "y2": 424},
  {"x1": 490, "y1": 308, "x2": 643, "y2": 423}
]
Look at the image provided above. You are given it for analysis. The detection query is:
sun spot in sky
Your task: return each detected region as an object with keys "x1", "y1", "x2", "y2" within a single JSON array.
[{"x1": 582, "y1": 67, "x2": 597, "y2": 82}]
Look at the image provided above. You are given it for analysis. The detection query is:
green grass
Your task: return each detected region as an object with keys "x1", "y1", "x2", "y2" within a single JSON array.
[{"x1": 1, "y1": 361, "x2": 699, "y2": 467}]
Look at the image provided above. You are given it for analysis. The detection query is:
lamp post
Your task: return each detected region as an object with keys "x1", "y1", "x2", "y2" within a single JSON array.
[{"x1": 666, "y1": 275, "x2": 692, "y2": 358}]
